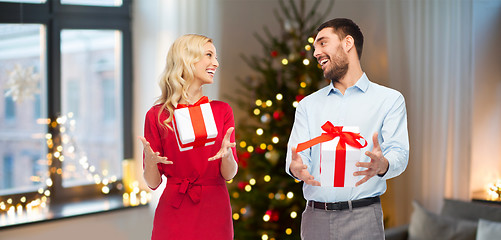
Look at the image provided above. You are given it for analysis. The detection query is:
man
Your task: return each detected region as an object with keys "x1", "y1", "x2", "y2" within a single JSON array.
[{"x1": 286, "y1": 18, "x2": 409, "y2": 239}]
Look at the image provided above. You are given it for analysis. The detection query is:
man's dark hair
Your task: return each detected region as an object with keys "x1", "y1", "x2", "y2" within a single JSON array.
[{"x1": 317, "y1": 18, "x2": 364, "y2": 59}]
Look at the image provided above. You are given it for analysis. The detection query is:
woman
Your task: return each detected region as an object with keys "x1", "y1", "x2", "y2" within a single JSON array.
[{"x1": 140, "y1": 34, "x2": 238, "y2": 240}]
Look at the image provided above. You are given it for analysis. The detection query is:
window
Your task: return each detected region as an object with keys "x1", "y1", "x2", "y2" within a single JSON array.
[{"x1": 0, "y1": 0, "x2": 132, "y2": 227}]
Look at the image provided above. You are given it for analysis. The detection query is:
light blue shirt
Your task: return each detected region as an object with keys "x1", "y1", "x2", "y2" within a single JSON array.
[{"x1": 286, "y1": 73, "x2": 409, "y2": 202}]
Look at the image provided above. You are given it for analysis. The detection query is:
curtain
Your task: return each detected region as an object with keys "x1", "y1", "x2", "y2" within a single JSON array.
[{"x1": 385, "y1": 0, "x2": 474, "y2": 216}]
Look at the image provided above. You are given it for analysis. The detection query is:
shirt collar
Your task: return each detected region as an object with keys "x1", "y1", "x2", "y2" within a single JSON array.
[{"x1": 327, "y1": 72, "x2": 370, "y2": 95}]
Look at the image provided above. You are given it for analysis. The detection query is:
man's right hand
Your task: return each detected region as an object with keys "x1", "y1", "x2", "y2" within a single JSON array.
[{"x1": 290, "y1": 147, "x2": 321, "y2": 186}]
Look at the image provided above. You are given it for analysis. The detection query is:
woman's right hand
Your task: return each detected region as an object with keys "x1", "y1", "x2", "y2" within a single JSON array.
[{"x1": 139, "y1": 136, "x2": 173, "y2": 166}]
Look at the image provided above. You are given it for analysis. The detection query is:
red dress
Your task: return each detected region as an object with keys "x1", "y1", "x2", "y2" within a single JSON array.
[{"x1": 144, "y1": 100, "x2": 238, "y2": 240}]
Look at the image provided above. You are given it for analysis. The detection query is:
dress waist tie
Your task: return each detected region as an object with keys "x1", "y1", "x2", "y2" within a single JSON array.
[{"x1": 167, "y1": 177, "x2": 225, "y2": 208}]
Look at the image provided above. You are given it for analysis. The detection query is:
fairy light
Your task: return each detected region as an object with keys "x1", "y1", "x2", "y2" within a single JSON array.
[
  {"x1": 240, "y1": 208, "x2": 247, "y2": 214},
  {"x1": 256, "y1": 128, "x2": 264, "y2": 135},
  {"x1": 255, "y1": 99, "x2": 263, "y2": 106},
  {"x1": 233, "y1": 213, "x2": 240, "y2": 220},
  {"x1": 308, "y1": 37, "x2": 314, "y2": 43},
  {"x1": 286, "y1": 228, "x2": 292, "y2": 235},
  {"x1": 300, "y1": 82, "x2": 307, "y2": 88},
  {"x1": 244, "y1": 185, "x2": 252, "y2": 192},
  {"x1": 290, "y1": 211, "x2": 297, "y2": 218},
  {"x1": 249, "y1": 178, "x2": 256, "y2": 185},
  {"x1": 264, "y1": 175, "x2": 271, "y2": 182},
  {"x1": 262, "y1": 234, "x2": 269, "y2": 240},
  {"x1": 239, "y1": 141, "x2": 247, "y2": 148},
  {"x1": 305, "y1": 45, "x2": 311, "y2": 51},
  {"x1": 272, "y1": 136, "x2": 279, "y2": 144},
  {"x1": 254, "y1": 108, "x2": 261, "y2": 115},
  {"x1": 275, "y1": 93, "x2": 283, "y2": 100},
  {"x1": 265, "y1": 100, "x2": 273, "y2": 107},
  {"x1": 292, "y1": 101, "x2": 299, "y2": 108},
  {"x1": 260, "y1": 143, "x2": 267, "y2": 150},
  {"x1": 281, "y1": 58, "x2": 288, "y2": 65},
  {"x1": 303, "y1": 59, "x2": 310, "y2": 65},
  {"x1": 263, "y1": 214, "x2": 270, "y2": 222},
  {"x1": 247, "y1": 146, "x2": 254, "y2": 153},
  {"x1": 287, "y1": 191, "x2": 294, "y2": 199}
]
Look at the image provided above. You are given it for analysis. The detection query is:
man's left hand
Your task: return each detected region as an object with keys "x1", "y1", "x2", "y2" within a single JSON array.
[{"x1": 354, "y1": 132, "x2": 389, "y2": 186}]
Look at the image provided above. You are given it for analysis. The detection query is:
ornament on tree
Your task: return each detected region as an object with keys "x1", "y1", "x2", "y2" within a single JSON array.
[
  {"x1": 4, "y1": 64, "x2": 40, "y2": 103},
  {"x1": 261, "y1": 113, "x2": 271, "y2": 123},
  {"x1": 265, "y1": 150, "x2": 280, "y2": 165},
  {"x1": 272, "y1": 110, "x2": 284, "y2": 121},
  {"x1": 295, "y1": 94, "x2": 305, "y2": 102},
  {"x1": 270, "y1": 50, "x2": 278, "y2": 58},
  {"x1": 237, "y1": 181, "x2": 249, "y2": 191}
]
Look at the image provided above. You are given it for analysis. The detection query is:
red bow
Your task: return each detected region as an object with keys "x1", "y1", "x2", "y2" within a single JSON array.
[
  {"x1": 296, "y1": 122, "x2": 367, "y2": 187},
  {"x1": 296, "y1": 122, "x2": 367, "y2": 152},
  {"x1": 176, "y1": 96, "x2": 209, "y2": 109}
]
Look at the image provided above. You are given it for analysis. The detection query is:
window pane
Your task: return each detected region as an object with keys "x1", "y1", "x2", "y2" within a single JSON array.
[
  {"x1": 0, "y1": 24, "x2": 48, "y2": 195},
  {"x1": 60, "y1": 0, "x2": 122, "y2": 7},
  {"x1": 60, "y1": 29, "x2": 123, "y2": 188},
  {"x1": 0, "y1": 0, "x2": 46, "y2": 3}
]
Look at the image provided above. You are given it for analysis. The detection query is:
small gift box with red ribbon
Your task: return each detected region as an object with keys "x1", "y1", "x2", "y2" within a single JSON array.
[
  {"x1": 173, "y1": 96, "x2": 218, "y2": 151},
  {"x1": 296, "y1": 122, "x2": 367, "y2": 187}
]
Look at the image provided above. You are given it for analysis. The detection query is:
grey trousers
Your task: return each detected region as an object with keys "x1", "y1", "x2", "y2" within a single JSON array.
[{"x1": 301, "y1": 202, "x2": 385, "y2": 240}]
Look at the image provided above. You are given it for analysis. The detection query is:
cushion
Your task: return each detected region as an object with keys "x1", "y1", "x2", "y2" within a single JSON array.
[
  {"x1": 441, "y1": 199, "x2": 501, "y2": 222},
  {"x1": 408, "y1": 201, "x2": 477, "y2": 240},
  {"x1": 476, "y1": 218, "x2": 501, "y2": 240}
]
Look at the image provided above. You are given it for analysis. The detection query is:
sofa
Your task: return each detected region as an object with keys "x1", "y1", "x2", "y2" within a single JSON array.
[{"x1": 384, "y1": 199, "x2": 501, "y2": 240}]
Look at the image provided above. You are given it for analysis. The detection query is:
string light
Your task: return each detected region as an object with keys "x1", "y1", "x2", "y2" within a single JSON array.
[
  {"x1": 265, "y1": 100, "x2": 272, "y2": 107},
  {"x1": 272, "y1": 136, "x2": 279, "y2": 144},
  {"x1": 249, "y1": 178, "x2": 256, "y2": 185},
  {"x1": 275, "y1": 93, "x2": 283, "y2": 100},
  {"x1": 292, "y1": 101, "x2": 299, "y2": 108},
  {"x1": 287, "y1": 191, "x2": 294, "y2": 199},
  {"x1": 255, "y1": 99, "x2": 263, "y2": 106},
  {"x1": 304, "y1": 45, "x2": 311, "y2": 51},
  {"x1": 286, "y1": 228, "x2": 292, "y2": 235},
  {"x1": 303, "y1": 59, "x2": 310, "y2": 65},
  {"x1": 308, "y1": 37, "x2": 314, "y2": 43},
  {"x1": 256, "y1": 128, "x2": 264, "y2": 135},
  {"x1": 239, "y1": 141, "x2": 247, "y2": 148},
  {"x1": 281, "y1": 58, "x2": 288, "y2": 65},
  {"x1": 300, "y1": 82, "x2": 307, "y2": 88},
  {"x1": 264, "y1": 175, "x2": 271, "y2": 182},
  {"x1": 254, "y1": 108, "x2": 261, "y2": 115},
  {"x1": 233, "y1": 213, "x2": 240, "y2": 220},
  {"x1": 247, "y1": 146, "x2": 254, "y2": 152},
  {"x1": 290, "y1": 211, "x2": 297, "y2": 218}
]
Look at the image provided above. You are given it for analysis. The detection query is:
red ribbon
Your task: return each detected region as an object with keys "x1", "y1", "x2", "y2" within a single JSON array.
[
  {"x1": 176, "y1": 96, "x2": 209, "y2": 109},
  {"x1": 175, "y1": 96, "x2": 211, "y2": 148},
  {"x1": 296, "y1": 122, "x2": 367, "y2": 187}
]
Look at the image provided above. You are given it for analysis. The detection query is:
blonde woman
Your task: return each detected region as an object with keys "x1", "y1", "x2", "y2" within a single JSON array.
[{"x1": 140, "y1": 34, "x2": 238, "y2": 240}]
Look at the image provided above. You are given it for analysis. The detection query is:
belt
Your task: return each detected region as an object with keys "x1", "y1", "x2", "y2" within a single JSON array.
[{"x1": 307, "y1": 196, "x2": 380, "y2": 211}]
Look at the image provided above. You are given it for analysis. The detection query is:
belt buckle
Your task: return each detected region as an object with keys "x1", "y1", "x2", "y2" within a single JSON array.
[{"x1": 324, "y1": 202, "x2": 328, "y2": 211}]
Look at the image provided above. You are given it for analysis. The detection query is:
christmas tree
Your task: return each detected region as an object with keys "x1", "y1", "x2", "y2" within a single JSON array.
[{"x1": 227, "y1": 0, "x2": 334, "y2": 239}]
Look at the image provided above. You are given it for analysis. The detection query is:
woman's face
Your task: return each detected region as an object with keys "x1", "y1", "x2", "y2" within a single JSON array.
[{"x1": 193, "y1": 42, "x2": 219, "y2": 85}]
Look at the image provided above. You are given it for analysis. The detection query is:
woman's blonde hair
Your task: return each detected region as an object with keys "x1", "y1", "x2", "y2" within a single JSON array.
[{"x1": 156, "y1": 34, "x2": 213, "y2": 130}]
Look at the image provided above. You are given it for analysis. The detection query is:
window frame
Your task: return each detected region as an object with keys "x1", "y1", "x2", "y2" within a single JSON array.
[{"x1": 0, "y1": 0, "x2": 132, "y2": 204}]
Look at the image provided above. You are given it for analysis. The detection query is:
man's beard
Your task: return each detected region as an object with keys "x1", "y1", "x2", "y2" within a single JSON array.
[{"x1": 324, "y1": 47, "x2": 349, "y2": 82}]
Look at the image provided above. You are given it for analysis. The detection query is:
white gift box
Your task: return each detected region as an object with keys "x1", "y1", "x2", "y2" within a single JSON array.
[
  {"x1": 319, "y1": 126, "x2": 362, "y2": 187},
  {"x1": 173, "y1": 103, "x2": 218, "y2": 151}
]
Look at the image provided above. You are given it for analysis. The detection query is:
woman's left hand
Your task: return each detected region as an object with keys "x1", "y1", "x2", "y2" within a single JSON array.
[{"x1": 208, "y1": 127, "x2": 236, "y2": 161}]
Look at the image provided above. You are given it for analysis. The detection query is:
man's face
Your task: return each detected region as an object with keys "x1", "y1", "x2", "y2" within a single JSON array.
[{"x1": 313, "y1": 28, "x2": 349, "y2": 82}]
